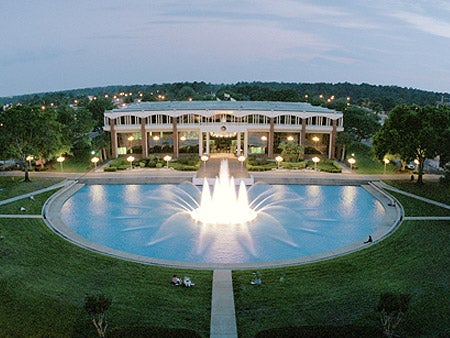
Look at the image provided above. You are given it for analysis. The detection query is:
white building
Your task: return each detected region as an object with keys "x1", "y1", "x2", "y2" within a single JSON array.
[{"x1": 103, "y1": 101, "x2": 344, "y2": 159}]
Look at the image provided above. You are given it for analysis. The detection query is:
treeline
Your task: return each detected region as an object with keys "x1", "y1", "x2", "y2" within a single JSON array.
[{"x1": 1, "y1": 81, "x2": 447, "y2": 113}]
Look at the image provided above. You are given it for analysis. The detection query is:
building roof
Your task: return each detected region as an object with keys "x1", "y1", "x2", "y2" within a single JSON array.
[{"x1": 110, "y1": 100, "x2": 338, "y2": 114}]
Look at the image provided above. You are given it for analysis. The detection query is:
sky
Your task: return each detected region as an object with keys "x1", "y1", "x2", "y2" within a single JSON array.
[{"x1": 1, "y1": 0, "x2": 450, "y2": 97}]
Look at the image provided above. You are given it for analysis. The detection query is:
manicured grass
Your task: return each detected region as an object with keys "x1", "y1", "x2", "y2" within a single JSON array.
[
  {"x1": 0, "y1": 176, "x2": 62, "y2": 201},
  {"x1": 346, "y1": 142, "x2": 404, "y2": 175},
  {"x1": 0, "y1": 189, "x2": 59, "y2": 214},
  {"x1": 0, "y1": 173, "x2": 448, "y2": 337},
  {"x1": 385, "y1": 180, "x2": 450, "y2": 205},
  {"x1": 389, "y1": 191, "x2": 450, "y2": 217},
  {"x1": 0, "y1": 219, "x2": 212, "y2": 337},
  {"x1": 233, "y1": 187, "x2": 450, "y2": 337}
]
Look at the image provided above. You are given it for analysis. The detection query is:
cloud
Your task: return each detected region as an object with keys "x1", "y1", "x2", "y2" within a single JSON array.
[{"x1": 390, "y1": 11, "x2": 450, "y2": 39}]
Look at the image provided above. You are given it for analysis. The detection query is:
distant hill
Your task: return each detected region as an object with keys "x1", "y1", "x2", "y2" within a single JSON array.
[{"x1": 1, "y1": 81, "x2": 448, "y2": 112}]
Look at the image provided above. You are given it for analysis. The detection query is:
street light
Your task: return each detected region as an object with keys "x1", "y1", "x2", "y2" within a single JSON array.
[
  {"x1": 26, "y1": 155, "x2": 34, "y2": 167},
  {"x1": 56, "y1": 156, "x2": 65, "y2": 172},
  {"x1": 91, "y1": 156, "x2": 100, "y2": 169},
  {"x1": 383, "y1": 158, "x2": 390, "y2": 174},
  {"x1": 312, "y1": 156, "x2": 320, "y2": 171},
  {"x1": 348, "y1": 157, "x2": 356, "y2": 170},
  {"x1": 201, "y1": 154, "x2": 209, "y2": 172},
  {"x1": 287, "y1": 135, "x2": 294, "y2": 142},
  {"x1": 238, "y1": 155, "x2": 246, "y2": 171},
  {"x1": 163, "y1": 155, "x2": 172, "y2": 169},
  {"x1": 275, "y1": 155, "x2": 283, "y2": 170},
  {"x1": 127, "y1": 156, "x2": 135, "y2": 169}
]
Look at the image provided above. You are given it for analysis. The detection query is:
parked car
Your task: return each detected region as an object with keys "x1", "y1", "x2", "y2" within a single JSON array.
[{"x1": 406, "y1": 162, "x2": 416, "y2": 170}]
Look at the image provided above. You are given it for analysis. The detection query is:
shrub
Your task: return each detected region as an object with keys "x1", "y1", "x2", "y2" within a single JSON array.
[
  {"x1": 117, "y1": 165, "x2": 130, "y2": 170},
  {"x1": 247, "y1": 155, "x2": 269, "y2": 166},
  {"x1": 176, "y1": 155, "x2": 199, "y2": 166},
  {"x1": 103, "y1": 166, "x2": 117, "y2": 172},
  {"x1": 247, "y1": 164, "x2": 276, "y2": 171},
  {"x1": 282, "y1": 161, "x2": 307, "y2": 170}
]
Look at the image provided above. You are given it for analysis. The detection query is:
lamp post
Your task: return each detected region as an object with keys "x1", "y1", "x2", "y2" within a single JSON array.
[
  {"x1": 26, "y1": 155, "x2": 34, "y2": 167},
  {"x1": 238, "y1": 155, "x2": 246, "y2": 171},
  {"x1": 201, "y1": 154, "x2": 209, "y2": 172},
  {"x1": 127, "y1": 155, "x2": 135, "y2": 170},
  {"x1": 56, "y1": 156, "x2": 65, "y2": 172},
  {"x1": 348, "y1": 157, "x2": 356, "y2": 170},
  {"x1": 312, "y1": 156, "x2": 320, "y2": 171},
  {"x1": 275, "y1": 155, "x2": 283, "y2": 170},
  {"x1": 163, "y1": 155, "x2": 172, "y2": 169},
  {"x1": 91, "y1": 156, "x2": 100, "y2": 169},
  {"x1": 383, "y1": 158, "x2": 390, "y2": 174}
]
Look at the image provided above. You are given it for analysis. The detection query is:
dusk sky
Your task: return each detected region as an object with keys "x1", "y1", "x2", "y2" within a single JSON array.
[{"x1": 1, "y1": 0, "x2": 449, "y2": 97}]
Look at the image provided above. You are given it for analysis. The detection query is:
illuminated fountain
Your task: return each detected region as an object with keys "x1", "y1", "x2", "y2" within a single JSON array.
[
  {"x1": 191, "y1": 160, "x2": 257, "y2": 225},
  {"x1": 57, "y1": 158, "x2": 389, "y2": 265}
]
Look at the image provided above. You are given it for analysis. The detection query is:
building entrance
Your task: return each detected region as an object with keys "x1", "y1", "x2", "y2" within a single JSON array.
[{"x1": 209, "y1": 132, "x2": 238, "y2": 153}]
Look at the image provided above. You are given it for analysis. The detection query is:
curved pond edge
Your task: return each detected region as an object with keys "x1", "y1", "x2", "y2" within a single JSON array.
[{"x1": 43, "y1": 178, "x2": 403, "y2": 270}]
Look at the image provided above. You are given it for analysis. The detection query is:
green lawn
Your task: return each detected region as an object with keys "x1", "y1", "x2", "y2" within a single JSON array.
[
  {"x1": 0, "y1": 177, "x2": 448, "y2": 337},
  {"x1": 0, "y1": 176, "x2": 62, "y2": 201},
  {"x1": 233, "y1": 180, "x2": 450, "y2": 337},
  {"x1": 0, "y1": 220, "x2": 212, "y2": 337}
]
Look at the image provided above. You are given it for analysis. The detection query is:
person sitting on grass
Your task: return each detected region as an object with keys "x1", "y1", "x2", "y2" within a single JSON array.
[{"x1": 171, "y1": 274, "x2": 181, "y2": 285}]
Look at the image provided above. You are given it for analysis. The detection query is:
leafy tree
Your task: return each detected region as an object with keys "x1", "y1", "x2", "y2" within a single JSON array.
[
  {"x1": 376, "y1": 292, "x2": 411, "y2": 338},
  {"x1": 84, "y1": 294, "x2": 112, "y2": 338},
  {"x1": 373, "y1": 104, "x2": 450, "y2": 184},
  {"x1": 336, "y1": 131, "x2": 354, "y2": 161},
  {"x1": 85, "y1": 97, "x2": 114, "y2": 130},
  {"x1": 278, "y1": 141, "x2": 303, "y2": 162},
  {"x1": 56, "y1": 105, "x2": 95, "y2": 157},
  {"x1": 0, "y1": 105, "x2": 64, "y2": 181},
  {"x1": 343, "y1": 106, "x2": 380, "y2": 141},
  {"x1": 176, "y1": 85, "x2": 196, "y2": 100}
]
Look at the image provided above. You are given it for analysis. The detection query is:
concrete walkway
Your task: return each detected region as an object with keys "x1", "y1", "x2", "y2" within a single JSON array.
[{"x1": 210, "y1": 270, "x2": 238, "y2": 338}]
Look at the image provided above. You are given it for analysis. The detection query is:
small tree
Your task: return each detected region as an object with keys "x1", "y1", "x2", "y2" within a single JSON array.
[
  {"x1": 84, "y1": 294, "x2": 112, "y2": 338},
  {"x1": 376, "y1": 292, "x2": 411, "y2": 338},
  {"x1": 278, "y1": 141, "x2": 303, "y2": 162}
]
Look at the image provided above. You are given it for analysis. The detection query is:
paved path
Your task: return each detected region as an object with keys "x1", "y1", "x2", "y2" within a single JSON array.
[{"x1": 210, "y1": 270, "x2": 238, "y2": 338}]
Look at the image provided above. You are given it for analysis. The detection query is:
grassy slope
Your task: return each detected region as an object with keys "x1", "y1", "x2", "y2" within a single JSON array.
[
  {"x1": 0, "y1": 219, "x2": 212, "y2": 337},
  {"x1": 233, "y1": 182, "x2": 450, "y2": 337},
  {"x1": 0, "y1": 176, "x2": 62, "y2": 201},
  {"x1": 0, "y1": 174, "x2": 448, "y2": 336}
]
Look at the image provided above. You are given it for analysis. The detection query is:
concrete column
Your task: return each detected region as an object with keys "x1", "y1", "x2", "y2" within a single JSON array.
[
  {"x1": 268, "y1": 118, "x2": 274, "y2": 158},
  {"x1": 172, "y1": 117, "x2": 178, "y2": 158},
  {"x1": 141, "y1": 118, "x2": 148, "y2": 158},
  {"x1": 110, "y1": 119, "x2": 118, "y2": 158},
  {"x1": 206, "y1": 132, "x2": 210, "y2": 154},
  {"x1": 198, "y1": 132, "x2": 203, "y2": 156},
  {"x1": 243, "y1": 131, "x2": 248, "y2": 157},
  {"x1": 237, "y1": 132, "x2": 242, "y2": 156},
  {"x1": 329, "y1": 119, "x2": 337, "y2": 159}
]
